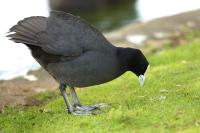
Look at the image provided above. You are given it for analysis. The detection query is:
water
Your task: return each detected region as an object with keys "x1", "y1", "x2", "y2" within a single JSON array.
[
  {"x1": 71, "y1": 0, "x2": 200, "y2": 31},
  {"x1": 0, "y1": 0, "x2": 49, "y2": 80},
  {"x1": 0, "y1": 0, "x2": 200, "y2": 80},
  {"x1": 70, "y1": 0, "x2": 138, "y2": 32}
]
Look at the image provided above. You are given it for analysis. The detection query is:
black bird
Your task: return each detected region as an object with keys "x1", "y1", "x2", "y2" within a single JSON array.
[{"x1": 7, "y1": 11, "x2": 149, "y2": 115}]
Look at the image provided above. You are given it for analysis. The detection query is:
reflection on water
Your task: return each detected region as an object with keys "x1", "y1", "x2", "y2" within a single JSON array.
[{"x1": 70, "y1": 0, "x2": 138, "y2": 31}]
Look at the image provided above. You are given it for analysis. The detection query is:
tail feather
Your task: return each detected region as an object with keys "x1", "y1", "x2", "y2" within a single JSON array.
[
  {"x1": 7, "y1": 16, "x2": 47, "y2": 46},
  {"x1": 9, "y1": 25, "x2": 36, "y2": 39},
  {"x1": 20, "y1": 19, "x2": 41, "y2": 32},
  {"x1": 31, "y1": 17, "x2": 46, "y2": 29},
  {"x1": 9, "y1": 38, "x2": 39, "y2": 46},
  {"x1": 17, "y1": 17, "x2": 46, "y2": 31},
  {"x1": 7, "y1": 33, "x2": 38, "y2": 44}
]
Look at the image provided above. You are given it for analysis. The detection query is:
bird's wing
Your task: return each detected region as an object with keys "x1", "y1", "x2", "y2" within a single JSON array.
[
  {"x1": 8, "y1": 11, "x2": 112, "y2": 57},
  {"x1": 40, "y1": 11, "x2": 112, "y2": 56}
]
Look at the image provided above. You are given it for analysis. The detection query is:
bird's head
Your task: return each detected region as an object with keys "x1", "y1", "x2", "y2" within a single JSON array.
[
  {"x1": 129, "y1": 49, "x2": 149, "y2": 86},
  {"x1": 117, "y1": 48, "x2": 149, "y2": 86}
]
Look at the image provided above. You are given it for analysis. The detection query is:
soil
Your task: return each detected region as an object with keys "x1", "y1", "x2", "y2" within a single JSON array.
[{"x1": 0, "y1": 69, "x2": 57, "y2": 110}]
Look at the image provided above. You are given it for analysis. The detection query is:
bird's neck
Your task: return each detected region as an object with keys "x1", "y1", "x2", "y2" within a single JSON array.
[{"x1": 116, "y1": 47, "x2": 135, "y2": 72}]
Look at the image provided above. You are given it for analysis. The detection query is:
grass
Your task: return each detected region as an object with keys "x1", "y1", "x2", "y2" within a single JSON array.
[{"x1": 1, "y1": 40, "x2": 200, "y2": 133}]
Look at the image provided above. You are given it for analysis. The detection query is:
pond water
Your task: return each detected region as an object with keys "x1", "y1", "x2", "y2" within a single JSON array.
[
  {"x1": 71, "y1": 0, "x2": 200, "y2": 31},
  {"x1": 0, "y1": 0, "x2": 200, "y2": 80},
  {"x1": 70, "y1": 0, "x2": 138, "y2": 32}
]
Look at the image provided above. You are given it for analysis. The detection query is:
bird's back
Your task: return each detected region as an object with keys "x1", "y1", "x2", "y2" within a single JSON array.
[{"x1": 8, "y1": 11, "x2": 115, "y2": 56}]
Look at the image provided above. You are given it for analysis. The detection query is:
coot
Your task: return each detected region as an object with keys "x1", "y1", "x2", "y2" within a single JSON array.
[{"x1": 7, "y1": 11, "x2": 149, "y2": 115}]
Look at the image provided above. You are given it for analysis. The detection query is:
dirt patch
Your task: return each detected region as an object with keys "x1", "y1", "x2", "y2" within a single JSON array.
[{"x1": 0, "y1": 69, "x2": 58, "y2": 110}]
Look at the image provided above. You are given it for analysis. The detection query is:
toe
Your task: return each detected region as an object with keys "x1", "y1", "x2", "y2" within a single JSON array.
[
  {"x1": 70, "y1": 110, "x2": 93, "y2": 116},
  {"x1": 75, "y1": 105, "x2": 98, "y2": 111}
]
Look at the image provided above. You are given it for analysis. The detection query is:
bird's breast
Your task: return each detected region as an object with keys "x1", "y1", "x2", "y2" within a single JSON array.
[{"x1": 46, "y1": 51, "x2": 123, "y2": 87}]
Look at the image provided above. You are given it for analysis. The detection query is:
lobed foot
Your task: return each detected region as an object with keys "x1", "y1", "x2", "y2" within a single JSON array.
[
  {"x1": 75, "y1": 103, "x2": 111, "y2": 111},
  {"x1": 75, "y1": 105, "x2": 98, "y2": 111},
  {"x1": 66, "y1": 109, "x2": 100, "y2": 116},
  {"x1": 70, "y1": 110, "x2": 93, "y2": 116}
]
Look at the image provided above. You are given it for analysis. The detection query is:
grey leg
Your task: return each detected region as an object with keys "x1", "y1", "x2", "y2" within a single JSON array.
[
  {"x1": 59, "y1": 84, "x2": 73, "y2": 112},
  {"x1": 70, "y1": 86, "x2": 97, "y2": 111},
  {"x1": 59, "y1": 84, "x2": 93, "y2": 115},
  {"x1": 70, "y1": 86, "x2": 81, "y2": 106},
  {"x1": 70, "y1": 87, "x2": 110, "y2": 111}
]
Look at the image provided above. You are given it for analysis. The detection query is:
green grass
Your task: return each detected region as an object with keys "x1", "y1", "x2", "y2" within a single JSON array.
[{"x1": 1, "y1": 40, "x2": 200, "y2": 133}]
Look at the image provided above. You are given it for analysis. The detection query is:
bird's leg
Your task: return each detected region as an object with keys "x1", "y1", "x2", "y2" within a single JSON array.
[
  {"x1": 70, "y1": 87, "x2": 110, "y2": 111},
  {"x1": 70, "y1": 86, "x2": 97, "y2": 111},
  {"x1": 59, "y1": 84, "x2": 93, "y2": 115},
  {"x1": 69, "y1": 86, "x2": 81, "y2": 107}
]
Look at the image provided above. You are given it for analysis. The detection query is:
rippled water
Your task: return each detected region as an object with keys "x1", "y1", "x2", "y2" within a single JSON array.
[{"x1": 0, "y1": 0, "x2": 200, "y2": 80}]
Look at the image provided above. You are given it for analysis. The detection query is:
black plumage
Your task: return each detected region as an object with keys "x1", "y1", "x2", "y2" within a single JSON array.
[{"x1": 7, "y1": 11, "x2": 149, "y2": 115}]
